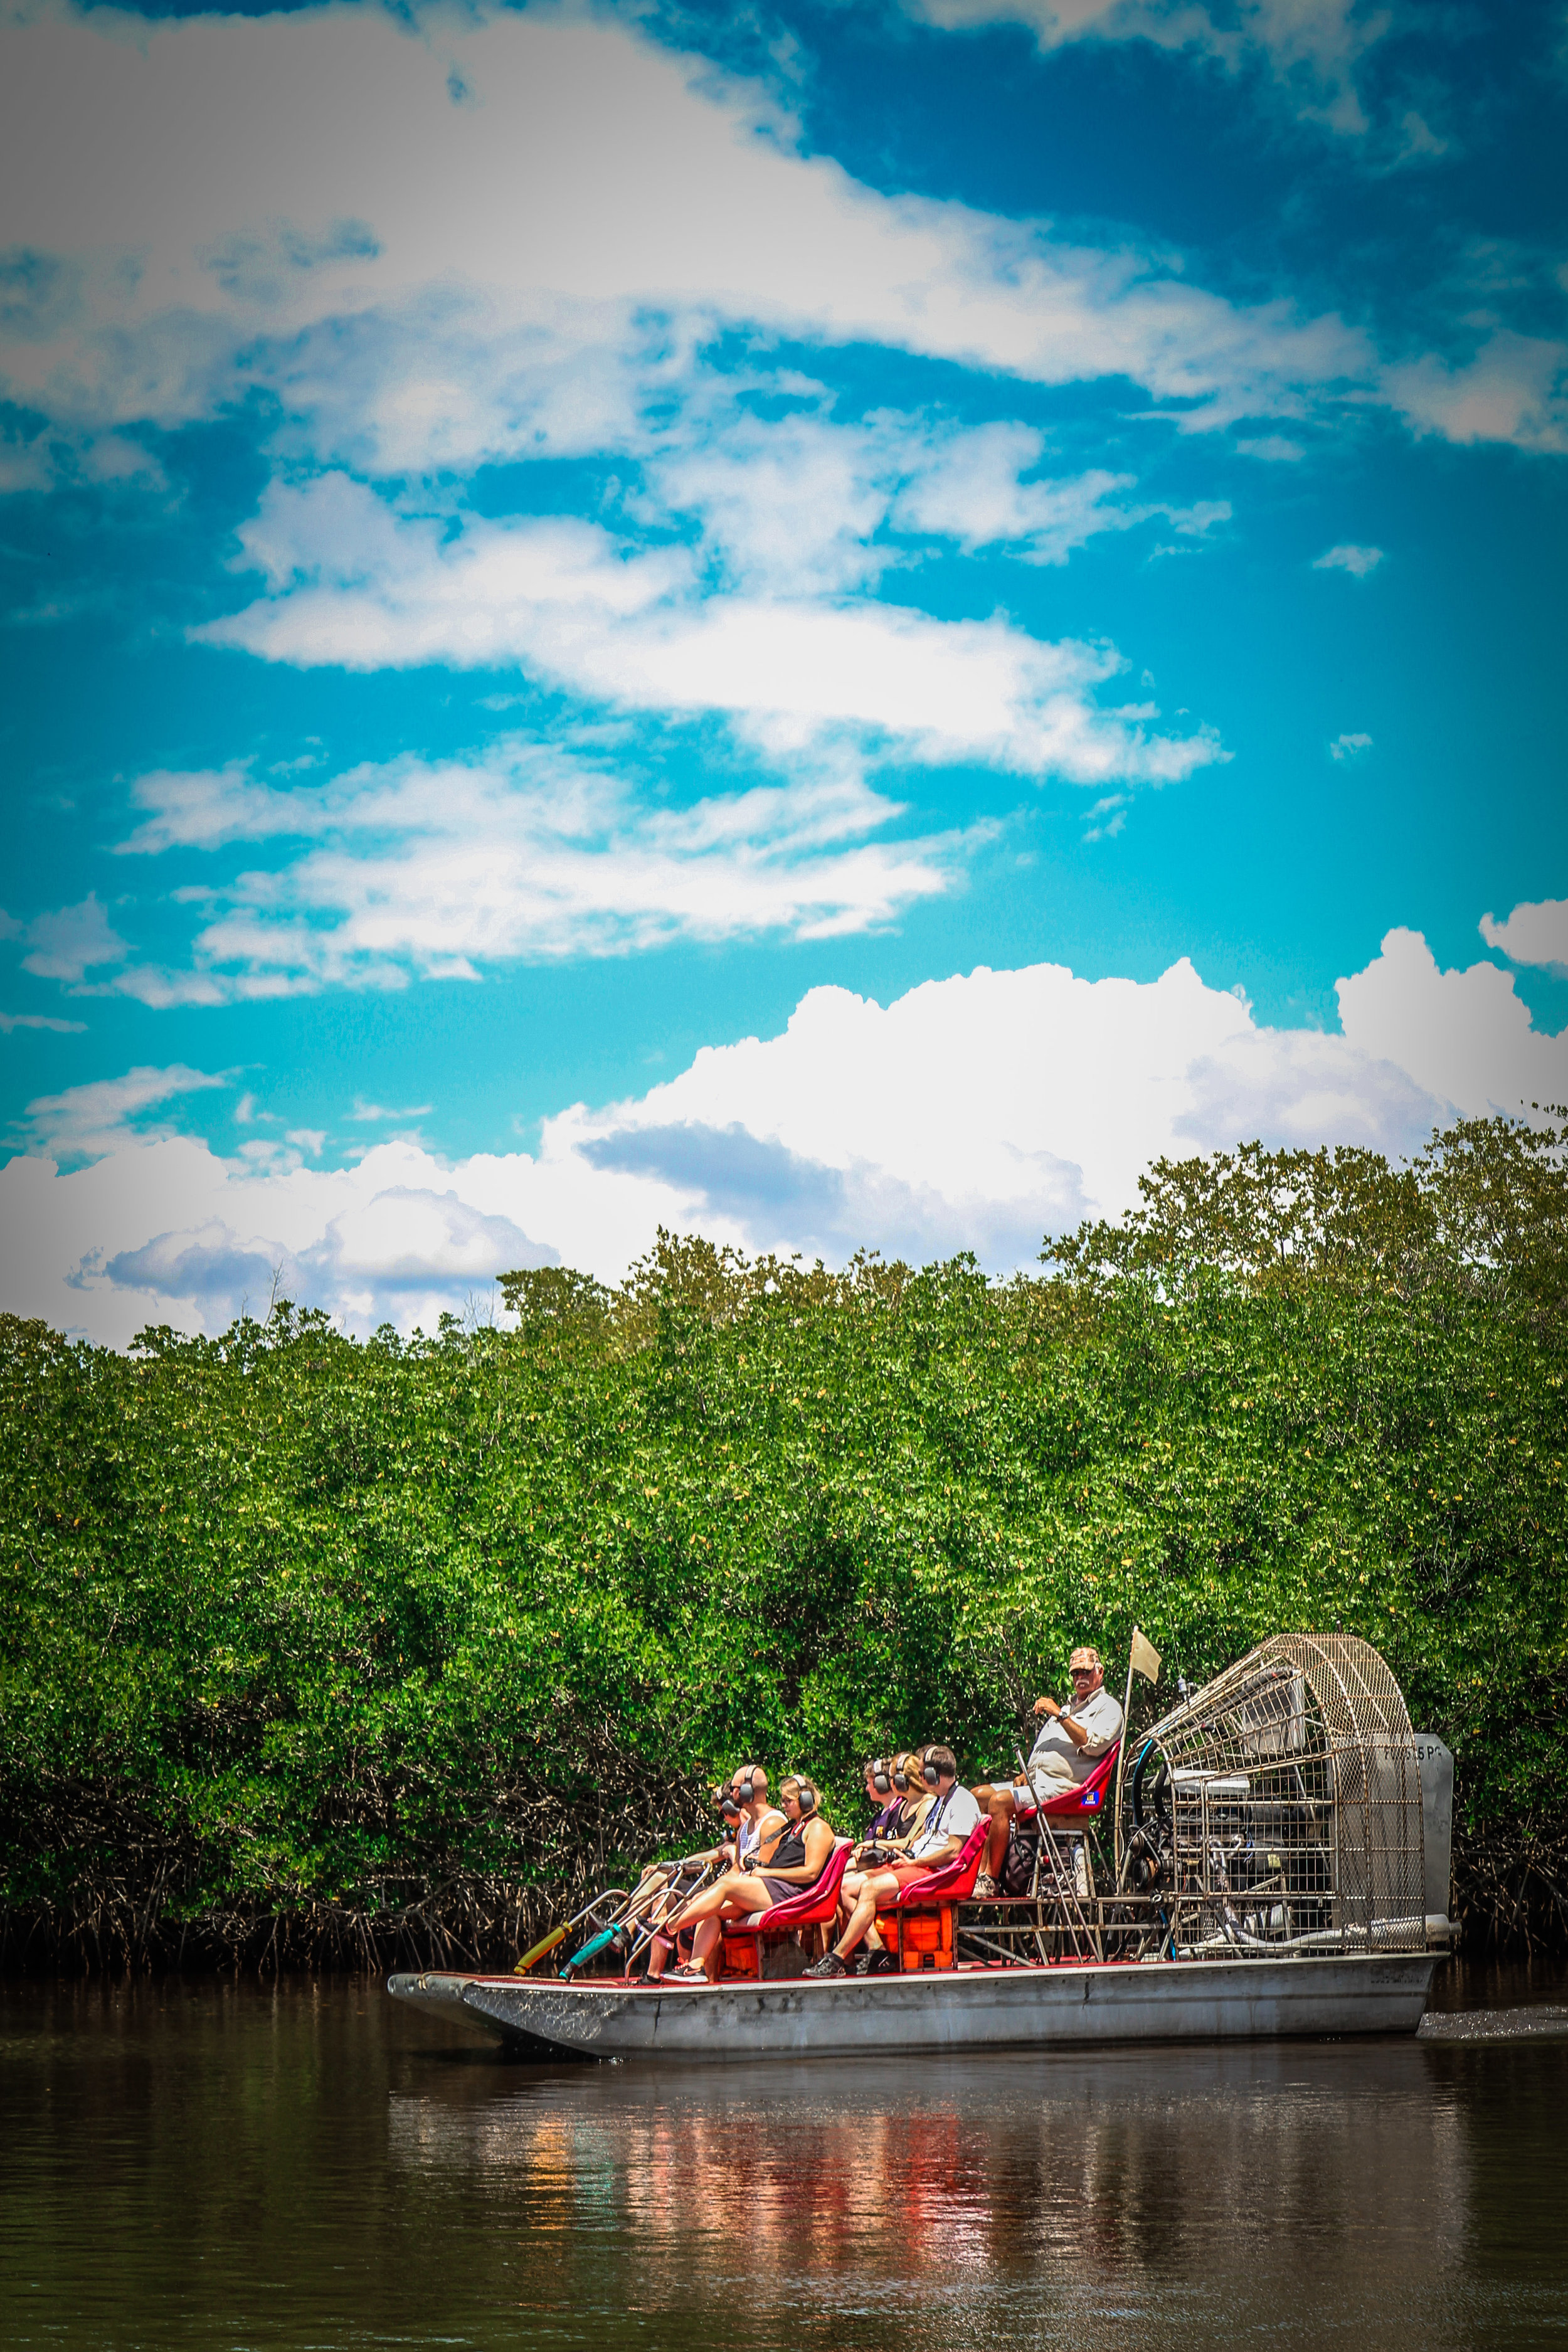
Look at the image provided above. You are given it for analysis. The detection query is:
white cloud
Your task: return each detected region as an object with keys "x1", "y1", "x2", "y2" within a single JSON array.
[
  {"x1": 201, "y1": 474, "x2": 689, "y2": 666},
  {"x1": 16, "y1": 1062, "x2": 228, "y2": 1161},
  {"x1": 1338, "y1": 926, "x2": 1568, "y2": 1118},
  {"x1": 1479, "y1": 897, "x2": 1568, "y2": 977},
  {"x1": 1382, "y1": 331, "x2": 1568, "y2": 457},
  {"x1": 902, "y1": 0, "x2": 1382, "y2": 133},
  {"x1": 0, "y1": 423, "x2": 54, "y2": 495},
  {"x1": 351, "y1": 1098, "x2": 435, "y2": 1123},
  {"x1": 19, "y1": 893, "x2": 129, "y2": 983},
  {"x1": 115, "y1": 763, "x2": 301, "y2": 856},
  {"x1": 8, "y1": 921, "x2": 1563, "y2": 1345},
  {"x1": 0, "y1": 1010, "x2": 88, "y2": 1034},
  {"x1": 194, "y1": 475, "x2": 1223, "y2": 793},
  {"x1": 107, "y1": 741, "x2": 968, "y2": 994},
  {"x1": 1235, "y1": 435, "x2": 1306, "y2": 462},
  {"x1": 0, "y1": 1, "x2": 1529, "y2": 471},
  {"x1": 887, "y1": 421, "x2": 1136, "y2": 561},
  {"x1": 1329, "y1": 731, "x2": 1372, "y2": 759},
  {"x1": 1314, "y1": 543, "x2": 1385, "y2": 576},
  {"x1": 641, "y1": 408, "x2": 1189, "y2": 592},
  {"x1": 647, "y1": 408, "x2": 899, "y2": 596}
]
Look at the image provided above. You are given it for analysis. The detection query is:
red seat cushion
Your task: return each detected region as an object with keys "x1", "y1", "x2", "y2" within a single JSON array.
[
  {"x1": 891, "y1": 1816, "x2": 990, "y2": 1907},
  {"x1": 1036, "y1": 1740, "x2": 1120, "y2": 1820},
  {"x1": 729, "y1": 1838, "x2": 854, "y2": 1934}
]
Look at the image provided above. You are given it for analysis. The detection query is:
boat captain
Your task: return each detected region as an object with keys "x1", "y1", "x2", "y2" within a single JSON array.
[{"x1": 972, "y1": 1644, "x2": 1124, "y2": 1897}]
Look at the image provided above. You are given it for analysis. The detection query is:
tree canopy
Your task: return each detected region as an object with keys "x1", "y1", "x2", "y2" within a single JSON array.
[{"x1": 3, "y1": 1116, "x2": 1564, "y2": 1968}]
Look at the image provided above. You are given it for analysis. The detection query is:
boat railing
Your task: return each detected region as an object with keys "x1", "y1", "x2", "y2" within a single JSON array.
[{"x1": 956, "y1": 1887, "x2": 1434, "y2": 1964}]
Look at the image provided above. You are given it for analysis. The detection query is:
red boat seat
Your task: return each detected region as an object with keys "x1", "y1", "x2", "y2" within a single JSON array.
[
  {"x1": 877, "y1": 1818, "x2": 990, "y2": 1973},
  {"x1": 1015, "y1": 1740, "x2": 1121, "y2": 1822},
  {"x1": 889, "y1": 1816, "x2": 990, "y2": 1907},
  {"x1": 719, "y1": 1839, "x2": 854, "y2": 1979}
]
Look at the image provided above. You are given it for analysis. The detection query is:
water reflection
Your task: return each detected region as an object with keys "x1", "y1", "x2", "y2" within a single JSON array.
[
  {"x1": 388, "y1": 2043, "x2": 1475, "y2": 2326},
  {"x1": 3, "y1": 1979, "x2": 1565, "y2": 2352}
]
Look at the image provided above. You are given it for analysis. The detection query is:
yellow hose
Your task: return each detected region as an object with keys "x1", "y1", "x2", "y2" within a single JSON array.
[{"x1": 512, "y1": 1923, "x2": 568, "y2": 1976}]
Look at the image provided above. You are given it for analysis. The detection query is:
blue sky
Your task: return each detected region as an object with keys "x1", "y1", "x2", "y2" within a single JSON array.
[{"x1": 1, "y1": 0, "x2": 1565, "y2": 1340}]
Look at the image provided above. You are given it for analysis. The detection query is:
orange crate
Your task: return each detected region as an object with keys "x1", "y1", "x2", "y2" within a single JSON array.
[
  {"x1": 897, "y1": 1907, "x2": 955, "y2": 1971},
  {"x1": 719, "y1": 1935, "x2": 760, "y2": 1981}
]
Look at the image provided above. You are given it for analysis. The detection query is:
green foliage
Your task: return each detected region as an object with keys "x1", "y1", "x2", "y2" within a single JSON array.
[
  {"x1": 2, "y1": 1122, "x2": 1565, "y2": 1967},
  {"x1": 1052, "y1": 1112, "x2": 1568, "y2": 1321}
]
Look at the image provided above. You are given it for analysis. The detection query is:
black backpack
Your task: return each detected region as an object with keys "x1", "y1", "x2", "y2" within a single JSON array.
[{"x1": 1003, "y1": 1821, "x2": 1039, "y2": 1895}]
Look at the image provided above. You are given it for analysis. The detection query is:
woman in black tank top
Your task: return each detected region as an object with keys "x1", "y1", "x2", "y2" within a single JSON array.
[{"x1": 660, "y1": 1776, "x2": 835, "y2": 1976}]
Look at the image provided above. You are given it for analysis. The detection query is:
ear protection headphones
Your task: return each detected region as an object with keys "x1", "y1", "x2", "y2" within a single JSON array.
[
  {"x1": 733, "y1": 1772, "x2": 756, "y2": 1803},
  {"x1": 871, "y1": 1762, "x2": 892, "y2": 1795},
  {"x1": 922, "y1": 1759, "x2": 941, "y2": 1788},
  {"x1": 792, "y1": 1778, "x2": 818, "y2": 1816}
]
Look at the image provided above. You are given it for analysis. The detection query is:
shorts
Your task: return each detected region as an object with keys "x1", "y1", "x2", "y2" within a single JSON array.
[
  {"x1": 761, "y1": 1873, "x2": 821, "y2": 1906},
  {"x1": 1009, "y1": 1763, "x2": 1077, "y2": 1814}
]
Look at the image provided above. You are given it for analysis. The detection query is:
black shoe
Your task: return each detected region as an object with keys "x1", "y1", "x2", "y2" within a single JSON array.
[
  {"x1": 805, "y1": 1950, "x2": 847, "y2": 1978},
  {"x1": 867, "y1": 1950, "x2": 898, "y2": 1975}
]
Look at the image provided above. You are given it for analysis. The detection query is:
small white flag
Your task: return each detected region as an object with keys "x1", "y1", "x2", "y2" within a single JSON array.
[{"x1": 1130, "y1": 1626, "x2": 1162, "y2": 1683}]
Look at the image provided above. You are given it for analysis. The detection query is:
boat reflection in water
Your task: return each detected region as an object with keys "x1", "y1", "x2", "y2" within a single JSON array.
[
  {"x1": 385, "y1": 2041, "x2": 1485, "y2": 2339},
  {"x1": 6, "y1": 1976, "x2": 1564, "y2": 2352}
]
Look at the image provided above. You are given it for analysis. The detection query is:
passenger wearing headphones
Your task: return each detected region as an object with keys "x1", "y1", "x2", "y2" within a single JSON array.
[
  {"x1": 838, "y1": 1749, "x2": 928, "y2": 1969},
  {"x1": 662, "y1": 1775, "x2": 835, "y2": 1982},
  {"x1": 888, "y1": 1749, "x2": 933, "y2": 1844},
  {"x1": 807, "y1": 1745, "x2": 982, "y2": 1977},
  {"x1": 862, "y1": 1758, "x2": 902, "y2": 1842},
  {"x1": 644, "y1": 1765, "x2": 782, "y2": 1982}
]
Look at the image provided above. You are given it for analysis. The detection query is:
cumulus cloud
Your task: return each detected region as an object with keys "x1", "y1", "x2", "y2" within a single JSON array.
[
  {"x1": 1329, "y1": 732, "x2": 1372, "y2": 759},
  {"x1": 103, "y1": 1187, "x2": 549, "y2": 1334},
  {"x1": 8, "y1": 921, "x2": 1563, "y2": 1345},
  {"x1": 1479, "y1": 897, "x2": 1568, "y2": 976},
  {"x1": 1338, "y1": 927, "x2": 1568, "y2": 1117},
  {"x1": 554, "y1": 948, "x2": 1451, "y2": 1263},
  {"x1": 1313, "y1": 544, "x2": 1385, "y2": 576},
  {"x1": 0, "y1": 1115, "x2": 670, "y2": 1350}
]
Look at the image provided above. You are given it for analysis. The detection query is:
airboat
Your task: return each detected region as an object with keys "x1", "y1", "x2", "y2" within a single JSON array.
[{"x1": 388, "y1": 1633, "x2": 1455, "y2": 2061}]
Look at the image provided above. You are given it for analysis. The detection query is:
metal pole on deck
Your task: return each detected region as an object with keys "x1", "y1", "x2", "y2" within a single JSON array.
[{"x1": 1114, "y1": 1625, "x2": 1163, "y2": 1883}]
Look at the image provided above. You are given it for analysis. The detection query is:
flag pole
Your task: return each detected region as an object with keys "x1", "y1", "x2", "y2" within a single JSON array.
[{"x1": 1112, "y1": 1648, "x2": 1136, "y2": 1885}]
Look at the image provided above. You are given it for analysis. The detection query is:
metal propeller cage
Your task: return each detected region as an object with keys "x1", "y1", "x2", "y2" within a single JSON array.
[{"x1": 1120, "y1": 1633, "x2": 1428, "y2": 1959}]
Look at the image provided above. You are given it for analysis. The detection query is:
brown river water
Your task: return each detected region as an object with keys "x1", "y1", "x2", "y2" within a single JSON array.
[{"x1": 4, "y1": 1963, "x2": 1567, "y2": 2351}]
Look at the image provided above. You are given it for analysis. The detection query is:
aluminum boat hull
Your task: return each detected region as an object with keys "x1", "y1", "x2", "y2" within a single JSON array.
[{"x1": 388, "y1": 1952, "x2": 1436, "y2": 2061}]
